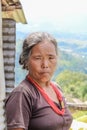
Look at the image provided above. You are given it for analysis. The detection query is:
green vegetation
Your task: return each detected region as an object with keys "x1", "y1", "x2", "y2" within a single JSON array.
[
  {"x1": 55, "y1": 70, "x2": 87, "y2": 102},
  {"x1": 55, "y1": 69, "x2": 87, "y2": 128},
  {"x1": 77, "y1": 115, "x2": 87, "y2": 123},
  {"x1": 57, "y1": 50, "x2": 87, "y2": 75},
  {"x1": 72, "y1": 110, "x2": 87, "y2": 119}
]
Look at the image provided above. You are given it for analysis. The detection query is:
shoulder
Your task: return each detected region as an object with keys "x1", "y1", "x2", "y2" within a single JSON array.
[
  {"x1": 5, "y1": 79, "x2": 36, "y2": 106},
  {"x1": 7, "y1": 79, "x2": 39, "y2": 101},
  {"x1": 12, "y1": 79, "x2": 34, "y2": 94},
  {"x1": 51, "y1": 81, "x2": 62, "y2": 90},
  {"x1": 51, "y1": 81, "x2": 64, "y2": 95}
]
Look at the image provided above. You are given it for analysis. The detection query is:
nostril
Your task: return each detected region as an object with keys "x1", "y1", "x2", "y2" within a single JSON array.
[{"x1": 42, "y1": 61, "x2": 49, "y2": 68}]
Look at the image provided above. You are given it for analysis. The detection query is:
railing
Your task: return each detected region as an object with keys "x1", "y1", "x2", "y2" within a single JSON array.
[
  {"x1": 67, "y1": 102, "x2": 87, "y2": 130},
  {"x1": 67, "y1": 102, "x2": 87, "y2": 111},
  {"x1": 70, "y1": 120, "x2": 87, "y2": 130}
]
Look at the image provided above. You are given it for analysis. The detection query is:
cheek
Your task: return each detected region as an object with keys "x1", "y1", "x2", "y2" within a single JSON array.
[
  {"x1": 28, "y1": 61, "x2": 40, "y2": 72},
  {"x1": 51, "y1": 60, "x2": 57, "y2": 68}
]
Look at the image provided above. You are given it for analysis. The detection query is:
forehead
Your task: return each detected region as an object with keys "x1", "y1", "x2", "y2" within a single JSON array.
[{"x1": 31, "y1": 41, "x2": 57, "y2": 55}]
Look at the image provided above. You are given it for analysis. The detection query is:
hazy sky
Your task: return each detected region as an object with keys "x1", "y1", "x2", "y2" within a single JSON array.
[{"x1": 17, "y1": 0, "x2": 87, "y2": 34}]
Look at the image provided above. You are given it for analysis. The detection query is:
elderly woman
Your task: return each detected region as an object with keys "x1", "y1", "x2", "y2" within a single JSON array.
[{"x1": 5, "y1": 32, "x2": 73, "y2": 130}]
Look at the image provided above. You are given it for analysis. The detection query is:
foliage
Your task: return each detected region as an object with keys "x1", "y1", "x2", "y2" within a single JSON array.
[
  {"x1": 57, "y1": 50, "x2": 87, "y2": 74},
  {"x1": 72, "y1": 110, "x2": 87, "y2": 119},
  {"x1": 77, "y1": 115, "x2": 87, "y2": 123},
  {"x1": 55, "y1": 70, "x2": 87, "y2": 101}
]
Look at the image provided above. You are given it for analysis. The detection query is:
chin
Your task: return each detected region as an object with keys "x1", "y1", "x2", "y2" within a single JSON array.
[{"x1": 40, "y1": 77, "x2": 51, "y2": 83}]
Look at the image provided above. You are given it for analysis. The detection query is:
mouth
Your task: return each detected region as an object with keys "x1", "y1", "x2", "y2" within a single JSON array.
[
  {"x1": 40, "y1": 72, "x2": 50, "y2": 75},
  {"x1": 40, "y1": 71, "x2": 49, "y2": 73}
]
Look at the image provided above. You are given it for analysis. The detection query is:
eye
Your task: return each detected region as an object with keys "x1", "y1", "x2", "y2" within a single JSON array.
[
  {"x1": 34, "y1": 56, "x2": 42, "y2": 60},
  {"x1": 49, "y1": 56, "x2": 55, "y2": 60}
]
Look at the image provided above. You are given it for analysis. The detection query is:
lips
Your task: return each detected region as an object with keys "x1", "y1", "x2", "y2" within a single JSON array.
[
  {"x1": 39, "y1": 72, "x2": 51, "y2": 77},
  {"x1": 40, "y1": 71, "x2": 50, "y2": 74}
]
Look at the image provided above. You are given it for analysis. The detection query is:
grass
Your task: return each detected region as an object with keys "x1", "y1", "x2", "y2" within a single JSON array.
[{"x1": 77, "y1": 115, "x2": 87, "y2": 123}]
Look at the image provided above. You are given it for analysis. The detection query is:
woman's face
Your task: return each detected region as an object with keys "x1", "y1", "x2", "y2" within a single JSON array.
[{"x1": 28, "y1": 41, "x2": 57, "y2": 84}]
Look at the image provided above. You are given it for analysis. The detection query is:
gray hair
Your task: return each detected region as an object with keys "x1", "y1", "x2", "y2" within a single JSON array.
[{"x1": 19, "y1": 32, "x2": 58, "y2": 70}]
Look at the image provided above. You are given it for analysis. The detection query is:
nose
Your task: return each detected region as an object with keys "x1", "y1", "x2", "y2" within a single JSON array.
[{"x1": 41, "y1": 59, "x2": 49, "y2": 68}]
